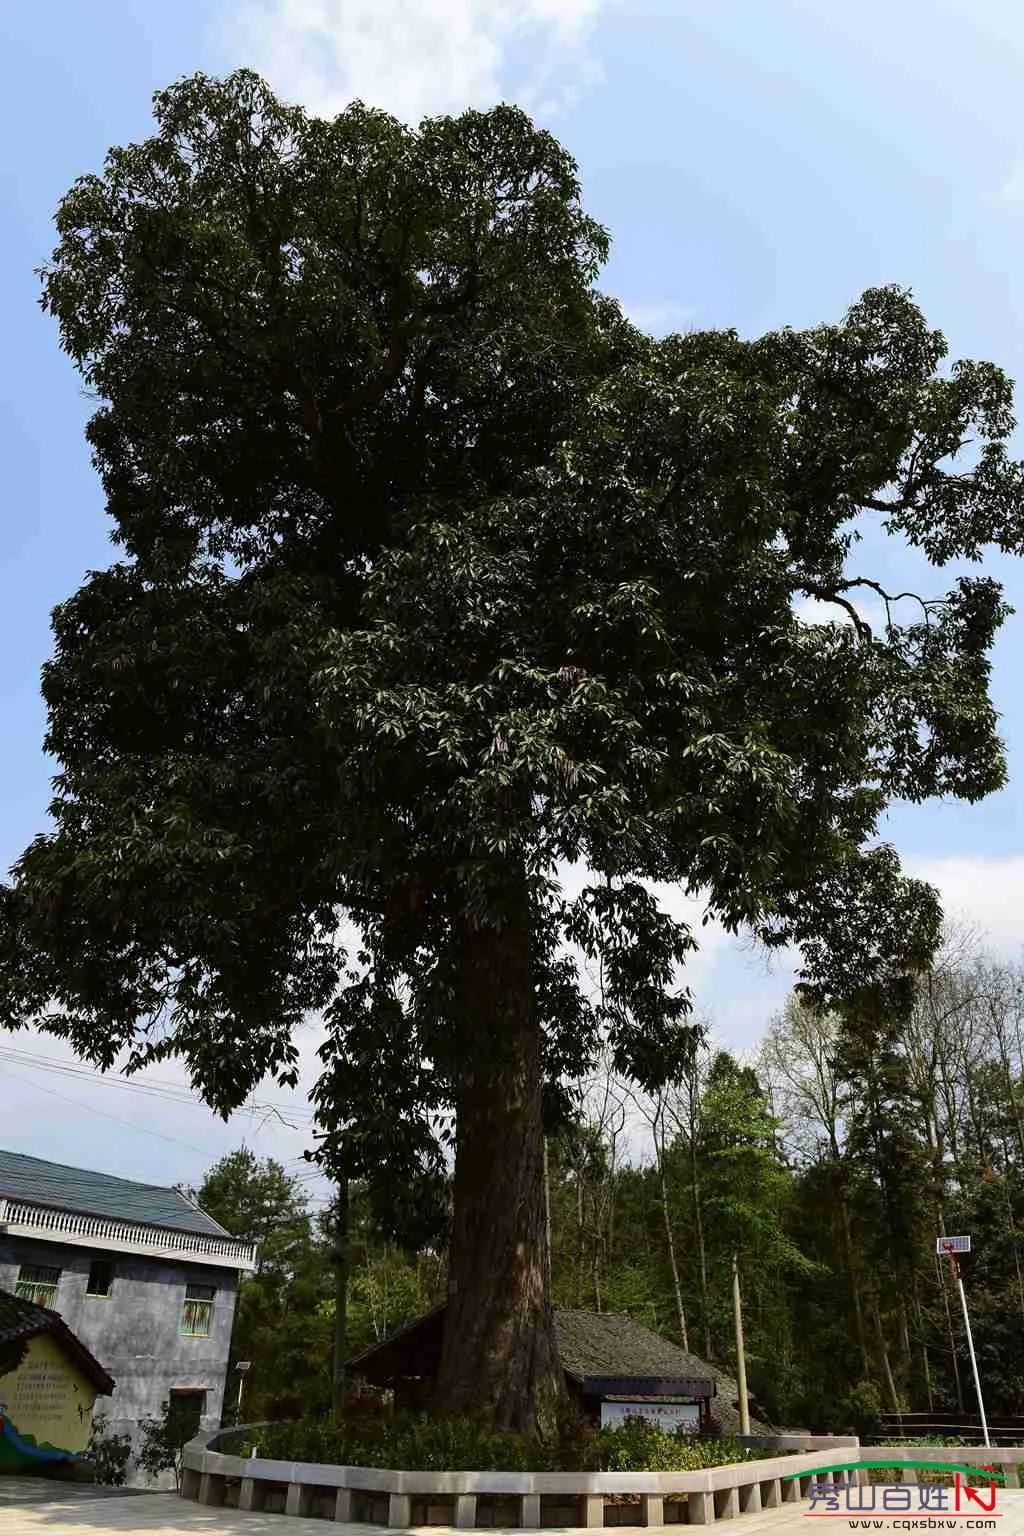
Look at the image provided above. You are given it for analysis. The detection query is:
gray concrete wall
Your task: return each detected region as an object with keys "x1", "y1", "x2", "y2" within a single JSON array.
[{"x1": 0, "y1": 1234, "x2": 238, "y2": 1483}]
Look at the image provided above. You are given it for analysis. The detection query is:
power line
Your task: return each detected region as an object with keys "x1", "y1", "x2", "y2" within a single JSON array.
[
  {"x1": 1, "y1": 1042, "x2": 318, "y2": 1115},
  {"x1": 0, "y1": 1043, "x2": 317, "y2": 1122},
  {"x1": 1, "y1": 1061, "x2": 216, "y2": 1160}
]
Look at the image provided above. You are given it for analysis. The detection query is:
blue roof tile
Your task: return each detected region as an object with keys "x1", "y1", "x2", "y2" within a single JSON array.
[{"x1": 0, "y1": 1148, "x2": 230, "y2": 1238}]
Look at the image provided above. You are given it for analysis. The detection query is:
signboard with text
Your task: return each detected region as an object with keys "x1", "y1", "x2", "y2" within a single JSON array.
[{"x1": 599, "y1": 1401, "x2": 700, "y2": 1434}]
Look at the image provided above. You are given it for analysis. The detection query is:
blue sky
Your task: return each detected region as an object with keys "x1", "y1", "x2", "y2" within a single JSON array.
[{"x1": 2, "y1": 0, "x2": 1023, "y2": 1188}]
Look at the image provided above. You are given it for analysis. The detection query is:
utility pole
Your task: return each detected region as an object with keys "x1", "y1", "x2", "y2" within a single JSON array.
[
  {"x1": 732, "y1": 1252, "x2": 751, "y2": 1436},
  {"x1": 939, "y1": 1236, "x2": 989, "y2": 1448}
]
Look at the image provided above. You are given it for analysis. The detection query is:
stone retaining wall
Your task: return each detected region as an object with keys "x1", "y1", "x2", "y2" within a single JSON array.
[{"x1": 180, "y1": 1429, "x2": 860, "y2": 1526}]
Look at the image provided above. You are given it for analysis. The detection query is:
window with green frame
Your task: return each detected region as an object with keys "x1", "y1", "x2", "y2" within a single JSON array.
[
  {"x1": 180, "y1": 1283, "x2": 215, "y2": 1337},
  {"x1": 15, "y1": 1264, "x2": 61, "y2": 1308}
]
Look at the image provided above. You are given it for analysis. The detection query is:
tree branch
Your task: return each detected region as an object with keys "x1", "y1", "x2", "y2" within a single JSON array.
[
  {"x1": 797, "y1": 576, "x2": 947, "y2": 636},
  {"x1": 798, "y1": 583, "x2": 873, "y2": 642}
]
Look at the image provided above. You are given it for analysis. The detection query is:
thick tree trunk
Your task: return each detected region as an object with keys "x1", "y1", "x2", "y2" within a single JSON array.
[
  {"x1": 543, "y1": 1137, "x2": 553, "y2": 1291},
  {"x1": 434, "y1": 915, "x2": 563, "y2": 1434}
]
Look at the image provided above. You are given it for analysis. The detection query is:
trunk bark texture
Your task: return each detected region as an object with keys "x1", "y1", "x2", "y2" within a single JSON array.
[{"x1": 434, "y1": 914, "x2": 562, "y2": 1434}]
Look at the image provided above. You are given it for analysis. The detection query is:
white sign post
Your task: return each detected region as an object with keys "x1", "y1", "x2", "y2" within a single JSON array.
[
  {"x1": 235, "y1": 1359, "x2": 252, "y2": 1417},
  {"x1": 937, "y1": 1236, "x2": 989, "y2": 1448}
]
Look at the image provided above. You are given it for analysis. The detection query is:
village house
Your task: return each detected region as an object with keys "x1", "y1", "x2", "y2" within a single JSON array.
[{"x1": 0, "y1": 1149, "x2": 255, "y2": 1470}]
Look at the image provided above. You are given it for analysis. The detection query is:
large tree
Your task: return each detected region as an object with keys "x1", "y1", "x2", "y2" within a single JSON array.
[{"x1": 2, "y1": 69, "x2": 1024, "y2": 1431}]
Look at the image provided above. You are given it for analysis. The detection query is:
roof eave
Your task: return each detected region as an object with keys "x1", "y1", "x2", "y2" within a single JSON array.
[{"x1": 0, "y1": 1200, "x2": 256, "y2": 1271}]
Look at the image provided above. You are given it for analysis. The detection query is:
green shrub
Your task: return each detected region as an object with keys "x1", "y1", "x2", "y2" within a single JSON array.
[
  {"x1": 82, "y1": 1415, "x2": 133, "y2": 1487},
  {"x1": 836, "y1": 1380, "x2": 883, "y2": 1440},
  {"x1": 251, "y1": 1414, "x2": 554, "y2": 1471},
  {"x1": 138, "y1": 1399, "x2": 202, "y2": 1489},
  {"x1": 247, "y1": 1413, "x2": 773, "y2": 1473}
]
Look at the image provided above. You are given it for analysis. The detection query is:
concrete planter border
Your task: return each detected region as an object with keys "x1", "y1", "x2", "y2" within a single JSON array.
[{"x1": 181, "y1": 1429, "x2": 861, "y2": 1526}]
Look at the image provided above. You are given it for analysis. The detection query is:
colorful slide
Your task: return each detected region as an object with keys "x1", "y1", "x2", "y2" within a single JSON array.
[{"x1": 0, "y1": 1414, "x2": 75, "y2": 1470}]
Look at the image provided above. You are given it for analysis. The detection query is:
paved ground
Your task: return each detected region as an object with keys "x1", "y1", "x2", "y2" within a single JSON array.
[
  {"x1": 0, "y1": 1483, "x2": 153, "y2": 1509},
  {"x1": 0, "y1": 1481, "x2": 1022, "y2": 1533}
]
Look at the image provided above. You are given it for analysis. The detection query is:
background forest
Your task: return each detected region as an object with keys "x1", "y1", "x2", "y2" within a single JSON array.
[{"x1": 195, "y1": 930, "x2": 1024, "y2": 1438}]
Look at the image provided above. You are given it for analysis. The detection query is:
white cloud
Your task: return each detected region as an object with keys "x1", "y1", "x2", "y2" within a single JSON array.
[
  {"x1": 704, "y1": 855, "x2": 1024, "y2": 1051},
  {"x1": 219, "y1": 0, "x2": 610, "y2": 124},
  {"x1": 905, "y1": 853, "x2": 1024, "y2": 956},
  {"x1": 997, "y1": 159, "x2": 1024, "y2": 206},
  {"x1": 619, "y1": 301, "x2": 696, "y2": 336}
]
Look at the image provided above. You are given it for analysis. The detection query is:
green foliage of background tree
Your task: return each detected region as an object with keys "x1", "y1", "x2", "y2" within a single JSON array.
[
  {"x1": 198, "y1": 950, "x2": 1024, "y2": 1437},
  {"x1": 2, "y1": 68, "x2": 1024, "y2": 1430},
  {"x1": 196, "y1": 1148, "x2": 311, "y2": 1276},
  {"x1": 196, "y1": 1149, "x2": 445, "y2": 1420},
  {"x1": 695, "y1": 1053, "x2": 811, "y2": 1377},
  {"x1": 196, "y1": 1150, "x2": 335, "y2": 1420}
]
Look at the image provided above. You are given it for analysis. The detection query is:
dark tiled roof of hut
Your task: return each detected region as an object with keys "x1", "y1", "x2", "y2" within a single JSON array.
[{"x1": 553, "y1": 1310, "x2": 769, "y2": 1435}]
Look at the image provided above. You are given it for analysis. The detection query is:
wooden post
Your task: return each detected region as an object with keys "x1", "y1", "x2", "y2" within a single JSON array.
[{"x1": 732, "y1": 1253, "x2": 751, "y2": 1436}]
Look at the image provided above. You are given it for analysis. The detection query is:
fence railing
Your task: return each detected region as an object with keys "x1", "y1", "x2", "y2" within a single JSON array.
[
  {"x1": 861, "y1": 1443, "x2": 1024, "y2": 1484},
  {"x1": 879, "y1": 1411, "x2": 1024, "y2": 1446},
  {"x1": 180, "y1": 1428, "x2": 860, "y2": 1527},
  {"x1": 0, "y1": 1198, "x2": 256, "y2": 1271}
]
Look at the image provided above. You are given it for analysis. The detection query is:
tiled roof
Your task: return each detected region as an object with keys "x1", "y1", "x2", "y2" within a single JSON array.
[
  {"x1": 0, "y1": 1149, "x2": 230, "y2": 1238},
  {"x1": 0, "y1": 1288, "x2": 115, "y2": 1394},
  {"x1": 556, "y1": 1308, "x2": 714, "y2": 1382},
  {"x1": 554, "y1": 1310, "x2": 769, "y2": 1434}
]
